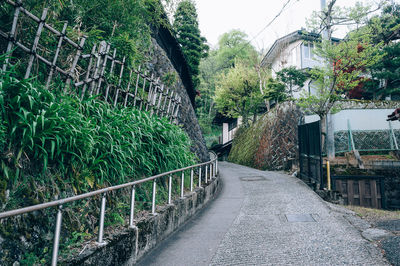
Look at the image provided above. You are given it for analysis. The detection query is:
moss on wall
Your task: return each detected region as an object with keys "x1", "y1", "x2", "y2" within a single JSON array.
[{"x1": 229, "y1": 102, "x2": 302, "y2": 171}]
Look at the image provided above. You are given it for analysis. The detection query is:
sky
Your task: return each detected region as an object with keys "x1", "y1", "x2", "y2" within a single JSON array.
[{"x1": 193, "y1": 0, "x2": 387, "y2": 51}]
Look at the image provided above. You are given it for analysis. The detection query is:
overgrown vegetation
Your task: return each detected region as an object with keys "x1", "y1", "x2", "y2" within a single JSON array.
[
  {"x1": 229, "y1": 102, "x2": 300, "y2": 171},
  {"x1": 173, "y1": 0, "x2": 208, "y2": 89},
  {"x1": 0, "y1": 0, "x2": 168, "y2": 66},
  {"x1": 0, "y1": 62, "x2": 195, "y2": 264}
]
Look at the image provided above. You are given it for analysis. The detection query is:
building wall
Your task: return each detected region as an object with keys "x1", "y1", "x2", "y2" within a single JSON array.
[
  {"x1": 305, "y1": 108, "x2": 400, "y2": 132},
  {"x1": 271, "y1": 40, "x2": 303, "y2": 76}
]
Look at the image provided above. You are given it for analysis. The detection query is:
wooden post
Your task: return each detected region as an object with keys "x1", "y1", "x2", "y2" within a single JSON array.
[
  {"x1": 46, "y1": 22, "x2": 68, "y2": 89},
  {"x1": 104, "y1": 48, "x2": 117, "y2": 102},
  {"x1": 25, "y1": 8, "x2": 48, "y2": 79},
  {"x1": 327, "y1": 161, "x2": 331, "y2": 190},
  {"x1": 81, "y1": 44, "x2": 97, "y2": 99},
  {"x1": 3, "y1": 0, "x2": 22, "y2": 71},
  {"x1": 133, "y1": 66, "x2": 141, "y2": 107},
  {"x1": 64, "y1": 35, "x2": 86, "y2": 92},
  {"x1": 95, "y1": 42, "x2": 110, "y2": 95}
]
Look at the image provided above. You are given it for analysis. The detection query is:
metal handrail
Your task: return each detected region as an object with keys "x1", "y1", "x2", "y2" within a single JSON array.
[{"x1": 0, "y1": 154, "x2": 218, "y2": 265}]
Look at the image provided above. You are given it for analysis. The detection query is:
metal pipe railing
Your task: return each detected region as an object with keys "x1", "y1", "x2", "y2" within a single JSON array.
[{"x1": 0, "y1": 152, "x2": 218, "y2": 265}]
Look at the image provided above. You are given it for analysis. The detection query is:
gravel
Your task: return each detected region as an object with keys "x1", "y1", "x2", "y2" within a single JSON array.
[{"x1": 381, "y1": 236, "x2": 400, "y2": 266}]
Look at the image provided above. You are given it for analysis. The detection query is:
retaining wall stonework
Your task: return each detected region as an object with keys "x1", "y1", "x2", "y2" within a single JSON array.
[
  {"x1": 148, "y1": 38, "x2": 209, "y2": 162},
  {"x1": 66, "y1": 176, "x2": 221, "y2": 265}
]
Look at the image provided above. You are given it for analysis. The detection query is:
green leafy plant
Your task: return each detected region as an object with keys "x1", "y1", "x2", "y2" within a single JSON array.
[{"x1": 0, "y1": 70, "x2": 196, "y2": 264}]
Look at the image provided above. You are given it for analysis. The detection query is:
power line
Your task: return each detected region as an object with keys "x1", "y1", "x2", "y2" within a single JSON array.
[
  {"x1": 213, "y1": 0, "x2": 298, "y2": 71},
  {"x1": 250, "y1": 0, "x2": 297, "y2": 44}
]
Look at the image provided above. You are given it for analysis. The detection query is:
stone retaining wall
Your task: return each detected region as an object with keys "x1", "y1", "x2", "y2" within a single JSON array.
[
  {"x1": 67, "y1": 176, "x2": 221, "y2": 265},
  {"x1": 148, "y1": 38, "x2": 209, "y2": 162}
]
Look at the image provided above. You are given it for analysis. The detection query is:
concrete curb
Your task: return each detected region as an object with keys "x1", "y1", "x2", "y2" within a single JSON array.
[{"x1": 67, "y1": 176, "x2": 221, "y2": 265}]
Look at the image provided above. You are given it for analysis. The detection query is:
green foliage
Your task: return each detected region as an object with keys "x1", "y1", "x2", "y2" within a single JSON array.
[
  {"x1": 0, "y1": 68, "x2": 196, "y2": 264},
  {"x1": 0, "y1": 70, "x2": 195, "y2": 206},
  {"x1": 215, "y1": 30, "x2": 258, "y2": 70},
  {"x1": 276, "y1": 66, "x2": 308, "y2": 97},
  {"x1": 368, "y1": 3, "x2": 400, "y2": 44},
  {"x1": 365, "y1": 3, "x2": 400, "y2": 99},
  {"x1": 162, "y1": 71, "x2": 178, "y2": 87},
  {"x1": 298, "y1": 31, "x2": 385, "y2": 119},
  {"x1": 228, "y1": 124, "x2": 263, "y2": 167},
  {"x1": 196, "y1": 30, "x2": 260, "y2": 140},
  {"x1": 173, "y1": 0, "x2": 208, "y2": 88},
  {"x1": 306, "y1": 0, "x2": 374, "y2": 39},
  {"x1": 264, "y1": 78, "x2": 287, "y2": 103},
  {"x1": 214, "y1": 62, "x2": 263, "y2": 127},
  {"x1": 0, "y1": 0, "x2": 166, "y2": 67},
  {"x1": 369, "y1": 42, "x2": 400, "y2": 98}
]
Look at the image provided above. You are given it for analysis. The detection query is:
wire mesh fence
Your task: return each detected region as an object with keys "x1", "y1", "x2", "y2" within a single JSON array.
[{"x1": 331, "y1": 128, "x2": 400, "y2": 154}]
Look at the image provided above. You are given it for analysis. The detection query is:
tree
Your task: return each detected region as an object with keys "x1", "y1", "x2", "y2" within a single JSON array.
[
  {"x1": 368, "y1": 42, "x2": 400, "y2": 99},
  {"x1": 264, "y1": 78, "x2": 287, "y2": 104},
  {"x1": 173, "y1": 0, "x2": 208, "y2": 88},
  {"x1": 276, "y1": 66, "x2": 308, "y2": 98},
  {"x1": 196, "y1": 30, "x2": 259, "y2": 134},
  {"x1": 214, "y1": 62, "x2": 263, "y2": 127},
  {"x1": 306, "y1": 0, "x2": 385, "y2": 40},
  {"x1": 368, "y1": 3, "x2": 400, "y2": 44},
  {"x1": 297, "y1": 31, "x2": 384, "y2": 148},
  {"x1": 215, "y1": 30, "x2": 258, "y2": 70},
  {"x1": 365, "y1": 3, "x2": 400, "y2": 99}
]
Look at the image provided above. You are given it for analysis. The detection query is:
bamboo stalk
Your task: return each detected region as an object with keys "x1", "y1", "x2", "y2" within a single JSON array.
[
  {"x1": 46, "y1": 22, "x2": 68, "y2": 89},
  {"x1": 25, "y1": 8, "x2": 48, "y2": 79}
]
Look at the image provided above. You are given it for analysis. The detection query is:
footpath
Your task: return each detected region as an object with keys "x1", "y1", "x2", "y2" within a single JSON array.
[{"x1": 138, "y1": 162, "x2": 388, "y2": 265}]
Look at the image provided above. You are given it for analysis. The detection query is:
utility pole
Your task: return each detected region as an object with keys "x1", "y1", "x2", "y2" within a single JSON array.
[
  {"x1": 320, "y1": 0, "x2": 328, "y2": 39},
  {"x1": 321, "y1": 0, "x2": 336, "y2": 160}
]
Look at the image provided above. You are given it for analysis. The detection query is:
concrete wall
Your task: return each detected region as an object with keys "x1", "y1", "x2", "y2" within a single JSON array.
[
  {"x1": 222, "y1": 123, "x2": 229, "y2": 144},
  {"x1": 67, "y1": 176, "x2": 221, "y2": 265},
  {"x1": 305, "y1": 108, "x2": 400, "y2": 132}
]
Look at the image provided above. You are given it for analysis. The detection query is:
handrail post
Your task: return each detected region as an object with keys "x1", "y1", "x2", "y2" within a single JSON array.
[
  {"x1": 190, "y1": 168, "x2": 194, "y2": 192},
  {"x1": 216, "y1": 159, "x2": 218, "y2": 175},
  {"x1": 129, "y1": 185, "x2": 136, "y2": 228},
  {"x1": 51, "y1": 205, "x2": 63, "y2": 266},
  {"x1": 97, "y1": 193, "x2": 107, "y2": 245},
  {"x1": 168, "y1": 174, "x2": 172, "y2": 204},
  {"x1": 198, "y1": 166, "x2": 202, "y2": 187},
  {"x1": 205, "y1": 165, "x2": 208, "y2": 184},
  {"x1": 181, "y1": 171, "x2": 185, "y2": 198},
  {"x1": 210, "y1": 163, "x2": 213, "y2": 179},
  {"x1": 152, "y1": 179, "x2": 157, "y2": 215}
]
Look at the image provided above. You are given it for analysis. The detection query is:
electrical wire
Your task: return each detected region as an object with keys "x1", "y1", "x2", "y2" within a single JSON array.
[{"x1": 212, "y1": 0, "x2": 299, "y2": 71}]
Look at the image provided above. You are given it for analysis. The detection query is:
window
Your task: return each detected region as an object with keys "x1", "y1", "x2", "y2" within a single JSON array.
[{"x1": 303, "y1": 43, "x2": 314, "y2": 59}]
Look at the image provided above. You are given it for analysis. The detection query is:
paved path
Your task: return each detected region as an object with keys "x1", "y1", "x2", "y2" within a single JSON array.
[{"x1": 137, "y1": 162, "x2": 388, "y2": 265}]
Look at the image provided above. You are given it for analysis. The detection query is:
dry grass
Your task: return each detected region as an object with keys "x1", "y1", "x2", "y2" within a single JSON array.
[{"x1": 345, "y1": 205, "x2": 400, "y2": 222}]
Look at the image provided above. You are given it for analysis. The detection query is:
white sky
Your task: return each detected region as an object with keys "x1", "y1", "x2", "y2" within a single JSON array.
[{"x1": 194, "y1": 0, "x2": 387, "y2": 51}]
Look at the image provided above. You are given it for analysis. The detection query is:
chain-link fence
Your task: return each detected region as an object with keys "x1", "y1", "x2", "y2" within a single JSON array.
[{"x1": 332, "y1": 128, "x2": 400, "y2": 154}]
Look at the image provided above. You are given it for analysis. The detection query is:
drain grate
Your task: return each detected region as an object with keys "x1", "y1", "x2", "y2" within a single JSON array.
[
  {"x1": 285, "y1": 214, "x2": 316, "y2": 223},
  {"x1": 240, "y1": 176, "x2": 268, "y2": 182}
]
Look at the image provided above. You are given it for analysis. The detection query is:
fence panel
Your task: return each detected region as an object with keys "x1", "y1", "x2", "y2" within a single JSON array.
[{"x1": 298, "y1": 121, "x2": 323, "y2": 188}]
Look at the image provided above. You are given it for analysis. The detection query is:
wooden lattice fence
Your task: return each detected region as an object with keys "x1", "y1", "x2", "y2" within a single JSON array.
[{"x1": 0, "y1": 0, "x2": 181, "y2": 123}]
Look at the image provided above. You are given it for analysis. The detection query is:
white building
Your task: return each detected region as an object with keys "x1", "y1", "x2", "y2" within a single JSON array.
[{"x1": 260, "y1": 30, "x2": 340, "y2": 98}]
